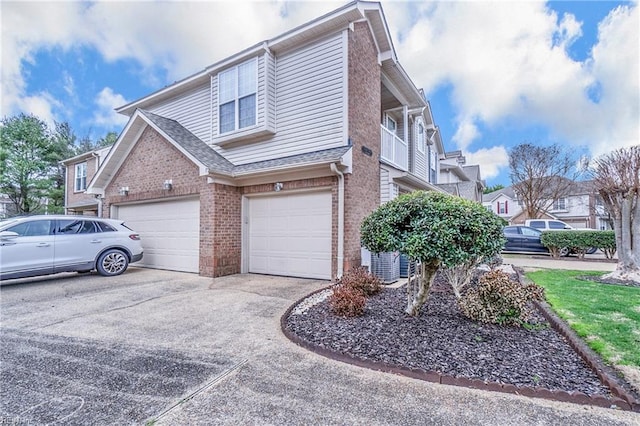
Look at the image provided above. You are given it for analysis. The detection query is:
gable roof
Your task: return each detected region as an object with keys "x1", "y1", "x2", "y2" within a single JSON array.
[
  {"x1": 87, "y1": 110, "x2": 352, "y2": 194},
  {"x1": 141, "y1": 111, "x2": 234, "y2": 173},
  {"x1": 482, "y1": 186, "x2": 517, "y2": 203}
]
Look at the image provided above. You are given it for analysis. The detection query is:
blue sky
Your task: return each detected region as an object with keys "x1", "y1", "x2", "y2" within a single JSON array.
[{"x1": 2, "y1": 0, "x2": 638, "y2": 186}]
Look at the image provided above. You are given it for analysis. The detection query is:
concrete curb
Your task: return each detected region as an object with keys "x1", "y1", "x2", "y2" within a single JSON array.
[{"x1": 281, "y1": 283, "x2": 640, "y2": 412}]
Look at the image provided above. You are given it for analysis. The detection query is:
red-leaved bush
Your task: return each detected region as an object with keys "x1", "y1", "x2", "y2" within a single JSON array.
[{"x1": 329, "y1": 285, "x2": 366, "y2": 317}]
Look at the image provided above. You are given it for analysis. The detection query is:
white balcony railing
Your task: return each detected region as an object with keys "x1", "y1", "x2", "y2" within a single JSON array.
[{"x1": 380, "y1": 125, "x2": 408, "y2": 171}]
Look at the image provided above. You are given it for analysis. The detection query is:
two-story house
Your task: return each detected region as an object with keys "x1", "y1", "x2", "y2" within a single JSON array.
[
  {"x1": 83, "y1": 1, "x2": 447, "y2": 280},
  {"x1": 61, "y1": 147, "x2": 111, "y2": 216},
  {"x1": 483, "y1": 180, "x2": 611, "y2": 229}
]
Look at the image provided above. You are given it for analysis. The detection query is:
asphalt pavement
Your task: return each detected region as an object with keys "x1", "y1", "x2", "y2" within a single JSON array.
[{"x1": 1, "y1": 267, "x2": 637, "y2": 425}]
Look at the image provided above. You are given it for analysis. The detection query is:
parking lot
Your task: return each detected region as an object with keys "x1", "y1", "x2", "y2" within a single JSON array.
[{"x1": 1, "y1": 267, "x2": 637, "y2": 425}]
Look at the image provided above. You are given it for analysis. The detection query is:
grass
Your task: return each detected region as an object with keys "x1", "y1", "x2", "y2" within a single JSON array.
[{"x1": 526, "y1": 269, "x2": 640, "y2": 367}]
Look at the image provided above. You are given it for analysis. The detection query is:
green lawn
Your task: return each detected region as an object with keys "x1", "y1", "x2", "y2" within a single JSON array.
[{"x1": 526, "y1": 270, "x2": 640, "y2": 367}]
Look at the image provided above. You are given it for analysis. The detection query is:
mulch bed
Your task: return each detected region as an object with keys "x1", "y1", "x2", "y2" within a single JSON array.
[{"x1": 284, "y1": 272, "x2": 640, "y2": 410}]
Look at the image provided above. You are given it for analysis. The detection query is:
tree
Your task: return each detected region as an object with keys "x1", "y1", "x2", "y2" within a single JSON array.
[
  {"x1": 592, "y1": 145, "x2": 640, "y2": 282},
  {"x1": 0, "y1": 114, "x2": 57, "y2": 214},
  {"x1": 483, "y1": 184, "x2": 504, "y2": 194},
  {"x1": 361, "y1": 191, "x2": 505, "y2": 316},
  {"x1": 49, "y1": 122, "x2": 78, "y2": 213},
  {"x1": 509, "y1": 143, "x2": 582, "y2": 219}
]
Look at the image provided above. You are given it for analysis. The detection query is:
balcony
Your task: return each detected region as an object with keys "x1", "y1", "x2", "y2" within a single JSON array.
[{"x1": 380, "y1": 125, "x2": 408, "y2": 171}]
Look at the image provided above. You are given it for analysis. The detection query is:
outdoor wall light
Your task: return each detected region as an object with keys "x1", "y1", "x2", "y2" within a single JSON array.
[
  {"x1": 274, "y1": 182, "x2": 284, "y2": 192},
  {"x1": 163, "y1": 179, "x2": 173, "y2": 191},
  {"x1": 119, "y1": 186, "x2": 129, "y2": 196}
]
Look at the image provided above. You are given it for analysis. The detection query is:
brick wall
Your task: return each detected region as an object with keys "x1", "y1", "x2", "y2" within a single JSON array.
[
  {"x1": 344, "y1": 22, "x2": 382, "y2": 271},
  {"x1": 66, "y1": 155, "x2": 100, "y2": 214},
  {"x1": 99, "y1": 126, "x2": 337, "y2": 278},
  {"x1": 101, "y1": 126, "x2": 234, "y2": 277}
]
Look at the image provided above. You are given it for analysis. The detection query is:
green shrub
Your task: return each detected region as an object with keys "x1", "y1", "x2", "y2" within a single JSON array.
[
  {"x1": 339, "y1": 266, "x2": 382, "y2": 296},
  {"x1": 458, "y1": 270, "x2": 545, "y2": 326},
  {"x1": 329, "y1": 285, "x2": 366, "y2": 317},
  {"x1": 541, "y1": 230, "x2": 616, "y2": 259}
]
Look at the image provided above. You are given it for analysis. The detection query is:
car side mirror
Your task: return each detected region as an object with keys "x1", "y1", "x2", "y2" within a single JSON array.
[{"x1": 0, "y1": 231, "x2": 19, "y2": 240}]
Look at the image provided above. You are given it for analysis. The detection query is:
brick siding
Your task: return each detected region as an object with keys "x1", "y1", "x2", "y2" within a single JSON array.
[
  {"x1": 66, "y1": 155, "x2": 100, "y2": 214},
  {"x1": 344, "y1": 22, "x2": 382, "y2": 272}
]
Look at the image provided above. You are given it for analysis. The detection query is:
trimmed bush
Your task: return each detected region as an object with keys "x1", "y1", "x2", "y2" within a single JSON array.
[
  {"x1": 329, "y1": 285, "x2": 366, "y2": 317},
  {"x1": 339, "y1": 266, "x2": 382, "y2": 296},
  {"x1": 541, "y1": 230, "x2": 616, "y2": 259},
  {"x1": 458, "y1": 270, "x2": 545, "y2": 326}
]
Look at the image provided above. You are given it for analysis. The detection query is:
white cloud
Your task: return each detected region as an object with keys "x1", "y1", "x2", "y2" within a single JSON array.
[
  {"x1": 2, "y1": 0, "x2": 637, "y2": 168},
  {"x1": 394, "y1": 1, "x2": 638, "y2": 158},
  {"x1": 1, "y1": 1, "x2": 341, "y2": 122},
  {"x1": 464, "y1": 146, "x2": 510, "y2": 181},
  {"x1": 92, "y1": 88, "x2": 129, "y2": 128}
]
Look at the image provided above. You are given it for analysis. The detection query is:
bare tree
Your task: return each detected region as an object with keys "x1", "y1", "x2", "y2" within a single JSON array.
[
  {"x1": 593, "y1": 145, "x2": 640, "y2": 282},
  {"x1": 509, "y1": 143, "x2": 582, "y2": 219}
]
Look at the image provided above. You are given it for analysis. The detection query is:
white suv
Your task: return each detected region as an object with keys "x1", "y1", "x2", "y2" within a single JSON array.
[
  {"x1": 524, "y1": 219, "x2": 573, "y2": 230},
  {"x1": 0, "y1": 215, "x2": 143, "y2": 280}
]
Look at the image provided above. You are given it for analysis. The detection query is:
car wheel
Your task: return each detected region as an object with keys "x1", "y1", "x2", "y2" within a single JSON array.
[
  {"x1": 559, "y1": 247, "x2": 570, "y2": 257},
  {"x1": 96, "y1": 249, "x2": 129, "y2": 276},
  {"x1": 586, "y1": 247, "x2": 598, "y2": 255}
]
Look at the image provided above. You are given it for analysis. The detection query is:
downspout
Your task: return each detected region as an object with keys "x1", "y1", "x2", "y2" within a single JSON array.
[{"x1": 330, "y1": 163, "x2": 344, "y2": 279}]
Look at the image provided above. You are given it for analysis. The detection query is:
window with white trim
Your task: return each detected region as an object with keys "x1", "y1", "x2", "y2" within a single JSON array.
[
  {"x1": 218, "y1": 59, "x2": 257, "y2": 134},
  {"x1": 552, "y1": 198, "x2": 567, "y2": 210},
  {"x1": 417, "y1": 123, "x2": 425, "y2": 153},
  {"x1": 75, "y1": 162, "x2": 87, "y2": 191},
  {"x1": 385, "y1": 115, "x2": 397, "y2": 134}
]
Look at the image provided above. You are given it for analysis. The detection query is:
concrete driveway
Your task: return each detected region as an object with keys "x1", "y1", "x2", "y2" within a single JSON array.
[{"x1": 1, "y1": 268, "x2": 637, "y2": 425}]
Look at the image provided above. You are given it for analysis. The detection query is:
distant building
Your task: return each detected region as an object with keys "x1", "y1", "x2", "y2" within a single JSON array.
[
  {"x1": 482, "y1": 180, "x2": 611, "y2": 229},
  {"x1": 437, "y1": 151, "x2": 485, "y2": 202}
]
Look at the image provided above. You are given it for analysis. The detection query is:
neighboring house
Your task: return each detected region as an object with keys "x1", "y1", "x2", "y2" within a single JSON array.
[
  {"x1": 0, "y1": 193, "x2": 16, "y2": 219},
  {"x1": 483, "y1": 180, "x2": 611, "y2": 229},
  {"x1": 437, "y1": 151, "x2": 485, "y2": 202},
  {"x1": 81, "y1": 1, "x2": 447, "y2": 280},
  {"x1": 61, "y1": 146, "x2": 112, "y2": 216},
  {"x1": 482, "y1": 186, "x2": 522, "y2": 222}
]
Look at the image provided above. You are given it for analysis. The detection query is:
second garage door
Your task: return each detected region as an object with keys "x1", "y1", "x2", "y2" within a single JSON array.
[
  {"x1": 248, "y1": 191, "x2": 331, "y2": 280},
  {"x1": 114, "y1": 197, "x2": 200, "y2": 273}
]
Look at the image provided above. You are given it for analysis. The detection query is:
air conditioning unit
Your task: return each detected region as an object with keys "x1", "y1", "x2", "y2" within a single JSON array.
[
  {"x1": 399, "y1": 254, "x2": 415, "y2": 278},
  {"x1": 371, "y1": 251, "x2": 400, "y2": 284}
]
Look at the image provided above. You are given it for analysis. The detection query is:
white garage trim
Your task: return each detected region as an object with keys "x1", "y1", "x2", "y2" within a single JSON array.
[
  {"x1": 113, "y1": 197, "x2": 200, "y2": 273},
  {"x1": 243, "y1": 190, "x2": 332, "y2": 280}
]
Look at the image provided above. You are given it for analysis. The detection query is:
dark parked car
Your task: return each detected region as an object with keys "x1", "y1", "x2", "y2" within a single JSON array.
[{"x1": 502, "y1": 225, "x2": 550, "y2": 254}]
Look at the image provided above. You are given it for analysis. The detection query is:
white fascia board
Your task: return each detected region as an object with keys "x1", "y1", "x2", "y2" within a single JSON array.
[{"x1": 86, "y1": 113, "x2": 147, "y2": 195}]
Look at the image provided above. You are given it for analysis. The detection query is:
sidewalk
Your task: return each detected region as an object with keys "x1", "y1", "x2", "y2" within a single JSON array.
[{"x1": 502, "y1": 254, "x2": 617, "y2": 272}]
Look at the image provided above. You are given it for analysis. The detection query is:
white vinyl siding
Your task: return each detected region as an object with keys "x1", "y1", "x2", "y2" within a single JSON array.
[
  {"x1": 217, "y1": 32, "x2": 345, "y2": 165},
  {"x1": 149, "y1": 83, "x2": 211, "y2": 143},
  {"x1": 380, "y1": 168, "x2": 390, "y2": 204}
]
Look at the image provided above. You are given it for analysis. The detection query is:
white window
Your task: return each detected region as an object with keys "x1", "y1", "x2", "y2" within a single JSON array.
[
  {"x1": 417, "y1": 123, "x2": 425, "y2": 153},
  {"x1": 385, "y1": 115, "x2": 397, "y2": 134},
  {"x1": 553, "y1": 198, "x2": 567, "y2": 210},
  {"x1": 75, "y1": 162, "x2": 87, "y2": 191},
  {"x1": 428, "y1": 147, "x2": 438, "y2": 183},
  {"x1": 218, "y1": 59, "x2": 257, "y2": 134}
]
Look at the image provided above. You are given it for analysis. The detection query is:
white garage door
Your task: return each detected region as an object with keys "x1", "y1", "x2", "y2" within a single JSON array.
[
  {"x1": 249, "y1": 192, "x2": 331, "y2": 279},
  {"x1": 115, "y1": 197, "x2": 199, "y2": 273}
]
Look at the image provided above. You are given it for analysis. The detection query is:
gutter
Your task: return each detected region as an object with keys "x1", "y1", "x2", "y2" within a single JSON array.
[{"x1": 330, "y1": 163, "x2": 345, "y2": 279}]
